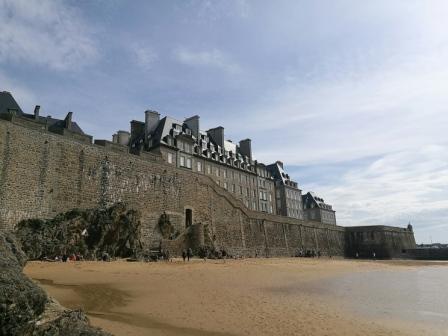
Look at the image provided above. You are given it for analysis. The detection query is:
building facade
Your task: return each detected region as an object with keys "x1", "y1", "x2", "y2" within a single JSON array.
[
  {"x1": 302, "y1": 192, "x2": 336, "y2": 225},
  {"x1": 125, "y1": 112, "x2": 276, "y2": 214},
  {"x1": 266, "y1": 161, "x2": 304, "y2": 220},
  {"x1": 0, "y1": 91, "x2": 417, "y2": 258}
]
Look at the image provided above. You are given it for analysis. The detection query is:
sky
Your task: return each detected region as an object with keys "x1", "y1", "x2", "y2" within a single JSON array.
[{"x1": 0, "y1": 0, "x2": 447, "y2": 243}]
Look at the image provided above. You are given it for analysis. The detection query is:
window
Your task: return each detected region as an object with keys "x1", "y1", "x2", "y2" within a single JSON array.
[
  {"x1": 224, "y1": 169, "x2": 228, "y2": 178},
  {"x1": 178, "y1": 141, "x2": 184, "y2": 150},
  {"x1": 223, "y1": 182, "x2": 228, "y2": 190},
  {"x1": 185, "y1": 209, "x2": 192, "y2": 227},
  {"x1": 186, "y1": 158, "x2": 192, "y2": 169},
  {"x1": 207, "y1": 165, "x2": 211, "y2": 174},
  {"x1": 180, "y1": 156, "x2": 185, "y2": 167},
  {"x1": 232, "y1": 184, "x2": 235, "y2": 193},
  {"x1": 215, "y1": 168, "x2": 219, "y2": 177},
  {"x1": 197, "y1": 161, "x2": 202, "y2": 172},
  {"x1": 184, "y1": 143, "x2": 190, "y2": 153},
  {"x1": 240, "y1": 186, "x2": 243, "y2": 194},
  {"x1": 167, "y1": 152, "x2": 173, "y2": 164}
]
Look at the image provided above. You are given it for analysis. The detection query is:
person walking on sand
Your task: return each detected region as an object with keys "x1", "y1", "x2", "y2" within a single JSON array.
[
  {"x1": 182, "y1": 249, "x2": 187, "y2": 262},
  {"x1": 372, "y1": 251, "x2": 376, "y2": 260},
  {"x1": 187, "y1": 247, "x2": 193, "y2": 261}
]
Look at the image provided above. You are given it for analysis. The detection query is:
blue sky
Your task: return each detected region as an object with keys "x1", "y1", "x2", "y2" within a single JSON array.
[{"x1": 1, "y1": 0, "x2": 447, "y2": 243}]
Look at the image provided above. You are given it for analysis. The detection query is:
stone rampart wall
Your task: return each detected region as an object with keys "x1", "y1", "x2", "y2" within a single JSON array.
[{"x1": 0, "y1": 119, "x2": 412, "y2": 257}]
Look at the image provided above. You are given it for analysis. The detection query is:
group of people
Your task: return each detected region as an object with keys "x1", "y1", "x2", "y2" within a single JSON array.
[
  {"x1": 181, "y1": 248, "x2": 193, "y2": 261},
  {"x1": 41, "y1": 253, "x2": 84, "y2": 262},
  {"x1": 295, "y1": 249, "x2": 322, "y2": 258}
]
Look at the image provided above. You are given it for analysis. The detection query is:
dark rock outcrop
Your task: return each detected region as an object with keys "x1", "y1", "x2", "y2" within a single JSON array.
[
  {"x1": 15, "y1": 203, "x2": 144, "y2": 260},
  {"x1": 0, "y1": 231, "x2": 111, "y2": 336},
  {"x1": 0, "y1": 232, "x2": 47, "y2": 335}
]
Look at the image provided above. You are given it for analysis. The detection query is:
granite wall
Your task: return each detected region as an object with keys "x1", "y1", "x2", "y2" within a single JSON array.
[{"x1": 0, "y1": 118, "x2": 413, "y2": 258}]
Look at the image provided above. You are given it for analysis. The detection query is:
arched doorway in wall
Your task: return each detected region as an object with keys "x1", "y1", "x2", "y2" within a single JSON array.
[{"x1": 185, "y1": 208, "x2": 192, "y2": 227}]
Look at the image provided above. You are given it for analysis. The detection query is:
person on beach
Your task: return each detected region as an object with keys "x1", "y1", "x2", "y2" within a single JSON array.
[
  {"x1": 187, "y1": 248, "x2": 193, "y2": 261},
  {"x1": 165, "y1": 249, "x2": 171, "y2": 262},
  {"x1": 182, "y1": 249, "x2": 187, "y2": 262},
  {"x1": 372, "y1": 251, "x2": 376, "y2": 259}
]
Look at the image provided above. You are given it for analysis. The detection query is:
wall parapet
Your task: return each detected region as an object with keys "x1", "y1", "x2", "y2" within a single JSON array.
[{"x1": 0, "y1": 118, "x2": 415, "y2": 258}]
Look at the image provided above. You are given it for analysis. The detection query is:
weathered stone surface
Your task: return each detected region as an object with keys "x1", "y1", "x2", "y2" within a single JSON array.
[
  {"x1": 0, "y1": 231, "x2": 47, "y2": 336},
  {"x1": 0, "y1": 119, "x2": 415, "y2": 258},
  {"x1": 0, "y1": 232, "x2": 111, "y2": 336},
  {"x1": 15, "y1": 203, "x2": 143, "y2": 260}
]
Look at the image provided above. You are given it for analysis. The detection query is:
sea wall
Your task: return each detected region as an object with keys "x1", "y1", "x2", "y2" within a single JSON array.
[
  {"x1": 345, "y1": 226, "x2": 416, "y2": 258},
  {"x1": 402, "y1": 248, "x2": 448, "y2": 260},
  {"x1": 0, "y1": 119, "x2": 416, "y2": 258},
  {"x1": 0, "y1": 119, "x2": 346, "y2": 257}
]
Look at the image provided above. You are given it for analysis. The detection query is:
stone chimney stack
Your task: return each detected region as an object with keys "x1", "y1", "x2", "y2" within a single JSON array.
[
  {"x1": 184, "y1": 115, "x2": 200, "y2": 138},
  {"x1": 33, "y1": 105, "x2": 40, "y2": 119},
  {"x1": 65, "y1": 112, "x2": 73, "y2": 130},
  {"x1": 117, "y1": 130, "x2": 130, "y2": 146},
  {"x1": 144, "y1": 110, "x2": 160, "y2": 139},
  {"x1": 207, "y1": 126, "x2": 224, "y2": 147},
  {"x1": 239, "y1": 138, "x2": 252, "y2": 160},
  {"x1": 130, "y1": 120, "x2": 145, "y2": 146}
]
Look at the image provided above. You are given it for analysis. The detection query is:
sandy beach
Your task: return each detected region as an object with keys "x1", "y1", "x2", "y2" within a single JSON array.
[{"x1": 24, "y1": 258, "x2": 448, "y2": 336}]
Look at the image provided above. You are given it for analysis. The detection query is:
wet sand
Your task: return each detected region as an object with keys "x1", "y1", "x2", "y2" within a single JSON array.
[{"x1": 24, "y1": 258, "x2": 448, "y2": 336}]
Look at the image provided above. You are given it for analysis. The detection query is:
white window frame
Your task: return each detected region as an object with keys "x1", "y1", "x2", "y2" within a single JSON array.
[{"x1": 167, "y1": 152, "x2": 173, "y2": 164}]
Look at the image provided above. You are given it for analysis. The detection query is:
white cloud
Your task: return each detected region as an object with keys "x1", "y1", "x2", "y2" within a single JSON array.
[
  {"x1": 173, "y1": 47, "x2": 240, "y2": 73},
  {"x1": 0, "y1": 0, "x2": 98, "y2": 70},
  {"x1": 233, "y1": 44, "x2": 448, "y2": 166},
  {"x1": 307, "y1": 145, "x2": 448, "y2": 242},
  {"x1": 132, "y1": 44, "x2": 158, "y2": 70},
  {"x1": 0, "y1": 70, "x2": 36, "y2": 111},
  {"x1": 183, "y1": 0, "x2": 250, "y2": 21}
]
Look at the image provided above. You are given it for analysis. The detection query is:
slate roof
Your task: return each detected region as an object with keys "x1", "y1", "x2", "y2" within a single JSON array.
[
  {"x1": 0, "y1": 91, "x2": 85, "y2": 135},
  {"x1": 0, "y1": 91, "x2": 24, "y2": 115},
  {"x1": 303, "y1": 191, "x2": 333, "y2": 210}
]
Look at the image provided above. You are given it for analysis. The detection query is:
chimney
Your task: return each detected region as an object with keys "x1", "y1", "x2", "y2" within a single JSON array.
[
  {"x1": 130, "y1": 120, "x2": 145, "y2": 144},
  {"x1": 64, "y1": 112, "x2": 73, "y2": 130},
  {"x1": 239, "y1": 138, "x2": 252, "y2": 160},
  {"x1": 117, "y1": 130, "x2": 130, "y2": 146},
  {"x1": 144, "y1": 110, "x2": 160, "y2": 140},
  {"x1": 206, "y1": 126, "x2": 224, "y2": 147},
  {"x1": 33, "y1": 105, "x2": 40, "y2": 119},
  {"x1": 184, "y1": 115, "x2": 200, "y2": 138}
]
